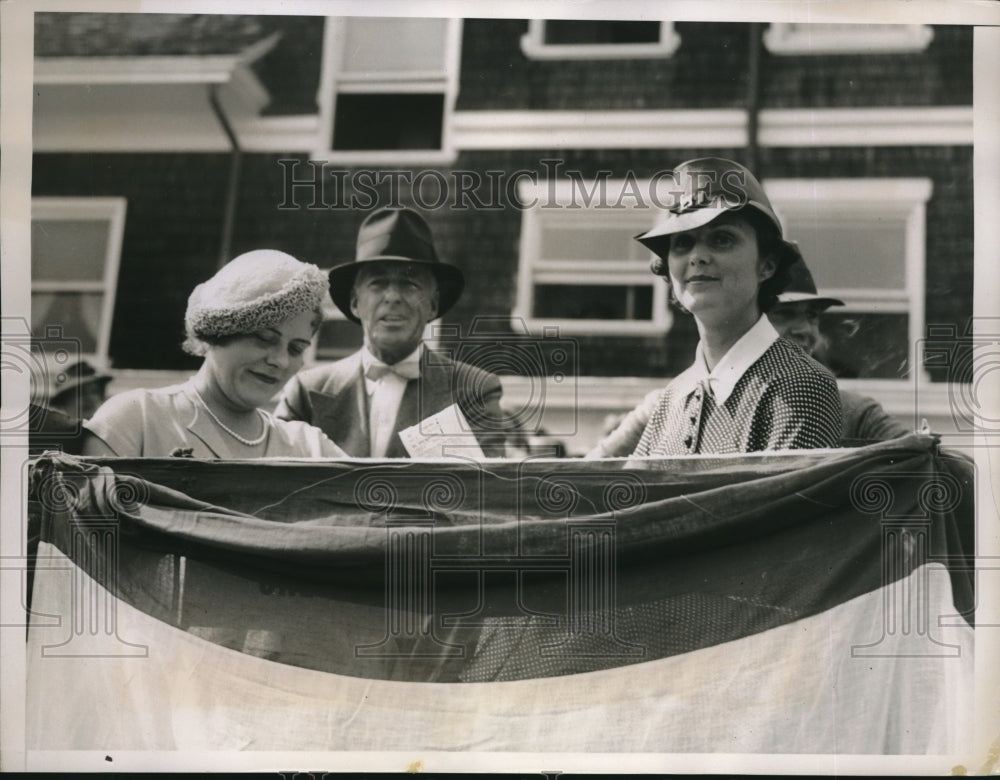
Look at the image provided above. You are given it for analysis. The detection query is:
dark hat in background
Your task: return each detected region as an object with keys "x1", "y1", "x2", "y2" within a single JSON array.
[
  {"x1": 49, "y1": 360, "x2": 112, "y2": 404},
  {"x1": 635, "y1": 157, "x2": 793, "y2": 261},
  {"x1": 328, "y1": 208, "x2": 465, "y2": 324},
  {"x1": 776, "y1": 254, "x2": 845, "y2": 308}
]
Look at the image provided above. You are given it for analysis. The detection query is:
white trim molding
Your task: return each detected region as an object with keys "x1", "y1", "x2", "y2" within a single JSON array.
[
  {"x1": 34, "y1": 55, "x2": 245, "y2": 85},
  {"x1": 33, "y1": 44, "x2": 278, "y2": 153},
  {"x1": 758, "y1": 107, "x2": 973, "y2": 147},
  {"x1": 451, "y1": 106, "x2": 971, "y2": 152},
  {"x1": 520, "y1": 19, "x2": 681, "y2": 60},
  {"x1": 451, "y1": 109, "x2": 746, "y2": 150},
  {"x1": 763, "y1": 23, "x2": 934, "y2": 56},
  {"x1": 33, "y1": 102, "x2": 972, "y2": 154}
]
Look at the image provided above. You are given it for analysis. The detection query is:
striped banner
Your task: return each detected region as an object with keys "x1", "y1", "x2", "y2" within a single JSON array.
[{"x1": 25, "y1": 435, "x2": 975, "y2": 753}]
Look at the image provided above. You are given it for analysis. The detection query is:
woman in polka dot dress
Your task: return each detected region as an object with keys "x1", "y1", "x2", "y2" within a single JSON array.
[{"x1": 628, "y1": 157, "x2": 842, "y2": 457}]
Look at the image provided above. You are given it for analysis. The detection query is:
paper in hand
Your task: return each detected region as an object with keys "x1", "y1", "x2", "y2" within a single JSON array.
[{"x1": 398, "y1": 403, "x2": 486, "y2": 459}]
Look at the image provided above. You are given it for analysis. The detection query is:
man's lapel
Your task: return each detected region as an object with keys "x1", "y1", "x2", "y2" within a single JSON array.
[{"x1": 310, "y1": 354, "x2": 371, "y2": 457}]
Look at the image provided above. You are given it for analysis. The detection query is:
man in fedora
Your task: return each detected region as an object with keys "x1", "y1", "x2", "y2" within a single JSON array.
[
  {"x1": 48, "y1": 360, "x2": 112, "y2": 421},
  {"x1": 589, "y1": 251, "x2": 908, "y2": 457},
  {"x1": 766, "y1": 253, "x2": 909, "y2": 445},
  {"x1": 275, "y1": 207, "x2": 507, "y2": 458}
]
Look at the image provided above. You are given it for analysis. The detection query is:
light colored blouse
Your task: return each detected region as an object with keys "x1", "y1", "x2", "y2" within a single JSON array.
[{"x1": 84, "y1": 379, "x2": 346, "y2": 459}]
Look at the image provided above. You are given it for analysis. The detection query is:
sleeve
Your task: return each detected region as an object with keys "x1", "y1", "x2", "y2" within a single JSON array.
[
  {"x1": 842, "y1": 393, "x2": 911, "y2": 445},
  {"x1": 82, "y1": 390, "x2": 147, "y2": 457},
  {"x1": 755, "y1": 368, "x2": 842, "y2": 451},
  {"x1": 586, "y1": 388, "x2": 660, "y2": 459},
  {"x1": 272, "y1": 418, "x2": 348, "y2": 458},
  {"x1": 274, "y1": 374, "x2": 310, "y2": 423},
  {"x1": 318, "y1": 432, "x2": 348, "y2": 458}
]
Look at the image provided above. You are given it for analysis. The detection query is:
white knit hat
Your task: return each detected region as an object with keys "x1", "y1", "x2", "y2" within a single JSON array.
[{"x1": 184, "y1": 250, "x2": 328, "y2": 354}]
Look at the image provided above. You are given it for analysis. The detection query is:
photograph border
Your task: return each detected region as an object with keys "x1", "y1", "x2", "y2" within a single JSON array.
[{"x1": 2, "y1": 0, "x2": 998, "y2": 774}]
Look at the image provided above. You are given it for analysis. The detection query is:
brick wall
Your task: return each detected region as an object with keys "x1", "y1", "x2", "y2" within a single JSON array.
[
  {"x1": 760, "y1": 25, "x2": 971, "y2": 108},
  {"x1": 457, "y1": 20, "x2": 971, "y2": 111},
  {"x1": 458, "y1": 20, "x2": 750, "y2": 111}
]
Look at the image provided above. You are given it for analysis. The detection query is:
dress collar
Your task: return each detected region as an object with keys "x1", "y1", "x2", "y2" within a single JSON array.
[{"x1": 675, "y1": 316, "x2": 779, "y2": 404}]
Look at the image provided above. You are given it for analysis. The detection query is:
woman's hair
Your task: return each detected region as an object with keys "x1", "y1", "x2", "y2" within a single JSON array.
[
  {"x1": 650, "y1": 207, "x2": 793, "y2": 315},
  {"x1": 182, "y1": 306, "x2": 325, "y2": 357}
]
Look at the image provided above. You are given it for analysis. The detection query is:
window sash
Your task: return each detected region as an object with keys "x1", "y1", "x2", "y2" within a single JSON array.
[
  {"x1": 316, "y1": 16, "x2": 461, "y2": 160},
  {"x1": 515, "y1": 180, "x2": 671, "y2": 335},
  {"x1": 30, "y1": 197, "x2": 126, "y2": 365},
  {"x1": 520, "y1": 19, "x2": 681, "y2": 60}
]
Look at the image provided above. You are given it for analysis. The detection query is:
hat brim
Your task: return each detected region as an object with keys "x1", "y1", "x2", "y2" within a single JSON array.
[
  {"x1": 774, "y1": 292, "x2": 845, "y2": 308},
  {"x1": 635, "y1": 199, "x2": 784, "y2": 258},
  {"x1": 635, "y1": 207, "x2": 729, "y2": 254},
  {"x1": 328, "y1": 257, "x2": 465, "y2": 324},
  {"x1": 50, "y1": 374, "x2": 112, "y2": 402}
]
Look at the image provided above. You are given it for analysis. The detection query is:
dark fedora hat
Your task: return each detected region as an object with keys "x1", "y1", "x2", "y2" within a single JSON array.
[
  {"x1": 776, "y1": 253, "x2": 845, "y2": 308},
  {"x1": 49, "y1": 360, "x2": 112, "y2": 404},
  {"x1": 635, "y1": 157, "x2": 792, "y2": 260},
  {"x1": 328, "y1": 208, "x2": 465, "y2": 324}
]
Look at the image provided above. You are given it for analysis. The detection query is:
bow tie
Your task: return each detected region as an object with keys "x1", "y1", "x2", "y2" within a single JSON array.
[{"x1": 365, "y1": 360, "x2": 420, "y2": 381}]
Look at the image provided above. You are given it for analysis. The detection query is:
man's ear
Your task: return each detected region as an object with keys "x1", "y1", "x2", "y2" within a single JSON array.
[
  {"x1": 349, "y1": 290, "x2": 360, "y2": 320},
  {"x1": 758, "y1": 254, "x2": 777, "y2": 283},
  {"x1": 427, "y1": 288, "x2": 440, "y2": 321}
]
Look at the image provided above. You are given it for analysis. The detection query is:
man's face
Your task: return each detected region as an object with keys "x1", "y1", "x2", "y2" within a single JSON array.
[
  {"x1": 767, "y1": 300, "x2": 826, "y2": 356},
  {"x1": 350, "y1": 261, "x2": 439, "y2": 364}
]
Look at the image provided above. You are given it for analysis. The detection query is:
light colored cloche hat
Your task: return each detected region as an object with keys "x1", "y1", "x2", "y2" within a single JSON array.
[
  {"x1": 635, "y1": 157, "x2": 798, "y2": 263},
  {"x1": 184, "y1": 249, "x2": 328, "y2": 352},
  {"x1": 328, "y1": 207, "x2": 465, "y2": 324}
]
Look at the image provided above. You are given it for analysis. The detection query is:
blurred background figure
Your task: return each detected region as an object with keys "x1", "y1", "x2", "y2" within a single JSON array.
[
  {"x1": 766, "y1": 254, "x2": 909, "y2": 445},
  {"x1": 27, "y1": 360, "x2": 111, "y2": 456},
  {"x1": 47, "y1": 360, "x2": 112, "y2": 421}
]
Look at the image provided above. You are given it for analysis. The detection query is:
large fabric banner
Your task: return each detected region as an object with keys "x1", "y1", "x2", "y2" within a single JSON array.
[{"x1": 25, "y1": 434, "x2": 975, "y2": 753}]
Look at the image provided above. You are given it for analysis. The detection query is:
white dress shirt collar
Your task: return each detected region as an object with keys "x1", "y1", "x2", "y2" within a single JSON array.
[
  {"x1": 676, "y1": 316, "x2": 779, "y2": 405},
  {"x1": 361, "y1": 344, "x2": 422, "y2": 392}
]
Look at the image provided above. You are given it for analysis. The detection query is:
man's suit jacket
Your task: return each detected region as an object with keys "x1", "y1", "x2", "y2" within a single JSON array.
[{"x1": 275, "y1": 349, "x2": 507, "y2": 457}]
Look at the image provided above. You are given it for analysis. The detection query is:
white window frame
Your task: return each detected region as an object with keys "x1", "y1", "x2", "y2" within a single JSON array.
[
  {"x1": 513, "y1": 179, "x2": 672, "y2": 336},
  {"x1": 315, "y1": 16, "x2": 462, "y2": 164},
  {"x1": 520, "y1": 19, "x2": 680, "y2": 60},
  {"x1": 763, "y1": 23, "x2": 933, "y2": 55},
  {"x1": 765, "y1": 178, "x2": 932, "y2": 383},
  {"x1": 30, "y1": 196, "x2": 127, "y2": 365}
]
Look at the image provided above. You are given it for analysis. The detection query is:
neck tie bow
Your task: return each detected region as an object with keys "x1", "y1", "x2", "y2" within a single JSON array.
[{"x1": 366, "y1": 360, "x2": 420, "y2": 381}]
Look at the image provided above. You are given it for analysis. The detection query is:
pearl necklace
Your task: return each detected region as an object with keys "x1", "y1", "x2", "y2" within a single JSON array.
[{"x1": 192, "y1": 387, "x2": 268, "y2": 447}]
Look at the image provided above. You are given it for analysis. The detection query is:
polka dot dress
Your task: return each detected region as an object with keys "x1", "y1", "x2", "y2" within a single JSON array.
[{"x1": 634, "y1": 339, "x2": 842, "y2": 456}]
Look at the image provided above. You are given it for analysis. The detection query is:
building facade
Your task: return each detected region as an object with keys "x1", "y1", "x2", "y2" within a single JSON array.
[{"x1": 30, "y1": 14, "x2": 974, "y2": 451}]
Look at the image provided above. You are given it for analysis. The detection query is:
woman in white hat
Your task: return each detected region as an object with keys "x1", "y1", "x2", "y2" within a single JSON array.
[
  {"x1": 624, "y1": 158, "x2": 842, "y2": 456},
  {"x1": 82, "y1": 250, "x2": 346, "y2": 458}
]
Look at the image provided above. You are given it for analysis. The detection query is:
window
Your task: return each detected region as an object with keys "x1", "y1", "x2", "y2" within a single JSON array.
[
  {"x1": 520, "y1": 19, "x2": 680, "y2": 60},
  {"x1": 317, "y1": 17, "x2": 461, "y2": 161},
  {"x1": 765, "y1": 179, "x2": 932, "y2": 381},
  {"x1": 31, "y1": 197, "x2": 126, "y2": 365},
  {"x1": 763, "y1": 23, "x2": 933, "y2": 55},
  {"x1": 312, "y1": 301, "x2": 363, "y2": 362},
  {"x1": 513, "y1": 180, "x2": 672, "y2": 336}
]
